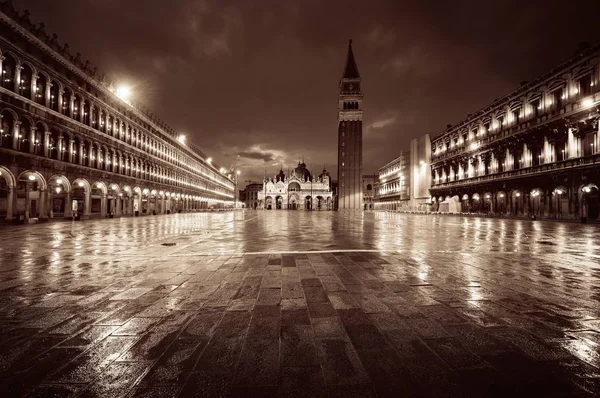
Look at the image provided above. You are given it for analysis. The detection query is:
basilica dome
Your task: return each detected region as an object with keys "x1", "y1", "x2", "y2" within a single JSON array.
[{"x1": 294, "y1": 162, "x2": 312, "y2": 180}]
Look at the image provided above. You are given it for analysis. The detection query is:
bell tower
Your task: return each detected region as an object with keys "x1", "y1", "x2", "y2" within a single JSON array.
[{"x1": 337, "y1": 39, "x2": 363, "y2": 210}]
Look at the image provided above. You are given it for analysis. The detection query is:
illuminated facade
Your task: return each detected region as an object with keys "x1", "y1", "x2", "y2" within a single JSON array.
[
  {"x1": 409, "y1": 134, "x2": 432, "y2": 211},
  {"x1": 362, "y1": 174, "x2": 377, "y2": 210},
  {"x1": 258, "y1": 163, "x2": 334, "y2": 210},
  {"x1": 430, "y1": 43, "x2": 600, "y2": 220},
  {"x1": 374, "y1": 152, "x2": 409, "y2": 210},
  {"x1": 0, "y1": 5, "x2": 234, "y2": 221}
]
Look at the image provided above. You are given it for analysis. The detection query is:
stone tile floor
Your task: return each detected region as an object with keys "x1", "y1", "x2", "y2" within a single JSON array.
[{"x1": 0, "y1": 210, "x2": 599, "y2": 397}]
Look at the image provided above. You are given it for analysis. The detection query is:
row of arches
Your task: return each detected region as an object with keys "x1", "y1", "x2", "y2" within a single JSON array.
[
  {"x1": 262, "y1": 195, "x2": 333, "y2": 210},
  {"x1": 432, "y1": 126, "x2": 599, "y2": 186},
  {"x1": 433, "y1": 65, "x2": 597, "y2": 156},
  {"x1": 430, "y1": 183, "x2": 600, "y2": 220},
  {"x1": 0, "y1": 108, "x2": 232, "y2": 195},
  {"x1": 0, "y1": 48, "x2": 232, "y2": 193},
  {"x1": 0, "y1": 166, "x2": 233, "y2": 221}
]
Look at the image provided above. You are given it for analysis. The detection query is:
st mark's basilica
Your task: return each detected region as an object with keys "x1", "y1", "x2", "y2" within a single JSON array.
[{"x1": 258, "y1": 162, "x2": 334, "y2": 210}]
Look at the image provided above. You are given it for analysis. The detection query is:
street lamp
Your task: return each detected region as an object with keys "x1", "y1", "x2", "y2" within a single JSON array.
[{"x1": 115, "y1": 85, "x2": 131, "y2": 102}]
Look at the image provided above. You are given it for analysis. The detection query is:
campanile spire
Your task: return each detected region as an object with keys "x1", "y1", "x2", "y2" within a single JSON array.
[{"x1": 336, "y1": 39, "x2": 363, "y2": 210}]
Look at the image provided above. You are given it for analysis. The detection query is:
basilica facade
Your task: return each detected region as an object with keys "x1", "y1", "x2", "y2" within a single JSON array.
[{"x1": 258, "y1": 163, "x2": 334, "y2": 210}]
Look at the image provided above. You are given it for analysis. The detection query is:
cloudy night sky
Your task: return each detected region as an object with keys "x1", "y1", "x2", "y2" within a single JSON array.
[{"x1": 14, "y1": 0, "x2": 600, "y2": 185}]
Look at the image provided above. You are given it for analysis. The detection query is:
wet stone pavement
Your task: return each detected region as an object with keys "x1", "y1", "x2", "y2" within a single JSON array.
[{"x1": 0, "y1": 210, "x2": 599, "y2": 397}]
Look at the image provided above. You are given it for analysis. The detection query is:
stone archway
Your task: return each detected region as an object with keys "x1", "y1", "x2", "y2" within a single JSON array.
[
  {"x1": 71, "y1": 178, "x2": 91, "y2": 218},
  {"x1": 16, "y1": 170, "x2": 47, "y2": 220},
  {"x1": 265, "y1": 196, "x2": 273, "y2": 210},
  {"x1": 582, "y1": 184, "x2": 599, "y2": 221},
  {"x1": 48, "y1": 174, "x2": 71, "y2": 218},
  {"x1": 0, "y1": 166, "x2": 16, "y2": 220},
  {"x1": 276, "y1": 195, "x2": 283, "y2": 210}
]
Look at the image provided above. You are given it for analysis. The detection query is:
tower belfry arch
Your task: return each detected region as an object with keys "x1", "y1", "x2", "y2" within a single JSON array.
[{"x1": 337, "y1": 39, "x2": 363, "y2": 210}]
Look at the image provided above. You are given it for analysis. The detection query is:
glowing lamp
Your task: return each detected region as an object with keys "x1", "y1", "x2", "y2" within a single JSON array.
[
  {"x1": 115, "y1": 85, "x2": 131, "y2": 101},
  {"x1": 582, "y1": 98, "x2": 594, "y2": 107}
]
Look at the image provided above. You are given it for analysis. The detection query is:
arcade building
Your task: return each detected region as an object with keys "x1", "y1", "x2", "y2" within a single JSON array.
[
  {"x1": 0, "y1": 3, "x2": 235, "y2": 222},
  {"x1": 258, "y1": 162, "x2": 334, "y2": 210},
  {"x1": 430, "y1": 43, "x2": 600, "y2": 221}
]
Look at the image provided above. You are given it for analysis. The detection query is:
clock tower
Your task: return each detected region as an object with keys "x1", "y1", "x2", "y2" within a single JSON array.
[{"x1": 337, "y1": 39, "x2": 363, "y2": 210}]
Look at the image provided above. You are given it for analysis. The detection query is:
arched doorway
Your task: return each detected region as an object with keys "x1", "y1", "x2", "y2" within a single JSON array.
[
  {"x1": 553, "y1": 186, "x2": 568, "y2": 218},
  {"x1": 582, "y1": 184, "x2": 599, "y2": 220},
  {"x1": 72, "y1": 178, "x2": 90, "y2": 218},
  {"x1": 288, "y1": 195, "x2": 298, "y2": 210},
  {"x1": 48, "y1": 175, "x2": 70, "y2": 218},
  {"x1": 16, "y1": 171, "x2": 47, "y2": 220},
  {"x1": 0, "y1": 166, "x2": 16, "y2": 220},
  {"x1": 276, "y1": 196, "x2": 283, "y2": 210},
  {"x1": 304, "y1": 195, "x2": 311, "y2": 210},
  {"x1": 496, "y1": 191, "x2": 507, "y2": 214},
  {"x1": 461, "y1": 194, "x2": 470, "y2": 212},
  {"x1": 265, "y1": 196, "x2": 273, "y2": 210}
]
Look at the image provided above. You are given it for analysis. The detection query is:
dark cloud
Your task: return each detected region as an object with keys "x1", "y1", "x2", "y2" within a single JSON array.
[
  {"x1": 13, "y1": 0, "x2": 600, "y2": 185},
  {"x1": 238, "y1": 150, "x2": 275, "y2": 162}
]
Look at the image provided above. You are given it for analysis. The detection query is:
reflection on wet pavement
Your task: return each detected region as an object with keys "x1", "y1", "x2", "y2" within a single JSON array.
[{"x1": 0, "y1": 210, "x2": 599, "y2": 396}]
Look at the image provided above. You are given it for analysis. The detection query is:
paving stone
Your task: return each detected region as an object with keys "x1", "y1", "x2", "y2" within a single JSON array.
[
  {"x1": 234, "y1": 338, "x2": 279, "y2": 386},
  {"x1": 1, "y1": 212, "x2": 599, "y2": 396},
  {"x1": 280, "y1": 325, "x2": 319, "y2": 366}
]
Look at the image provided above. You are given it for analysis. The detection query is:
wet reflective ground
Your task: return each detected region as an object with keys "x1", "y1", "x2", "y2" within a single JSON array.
[{"x1": 0, "y1": 210, "x2": 599, "y2": 396}]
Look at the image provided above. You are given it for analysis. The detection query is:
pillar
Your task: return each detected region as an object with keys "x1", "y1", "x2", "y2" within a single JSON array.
[
  {"x1": 5, "y1": 187, "x2": 13, "y2": 220},
  {"x1": 100, "y1": 193, "x2": 107, "y2": 217},
  {"x1": 80, "y1": 101, "x2": 85, "y2": 124},
  {"x1": 68, "y1": 95, "x2": 75, "y2": 118},
  {"x1": 43, "y1": 131, "x2": 50, "y2": 158},
  {"x1": 13, "y1": 64, "x2": 22, "y2": 93},
  {"x1": 30, "y1": 73, "x2": 38, "y2": 101},
  {"x1": 68, "y1": 139, "x2": 75, "y2": 163},
  {"x1": 79, "y1": 141, "x2": 85, "y2": 165},
  {"x1": 58, "y1": 89, "x2": 64, "y2": 115},
  {"x1": 116, "y1": 197, "x2": 122, "y2": 216},
  {"x1": 11, "y1": 120, "x2": 20, "y2": 150},
  {"x1": 39, "y1": 189, "x2": 47, "y2": 220},
  {"x1": 84, "y1": 191, "x2": 91, "y2": 218},
  {"x1": 45, "y1": 82, "x2": 52, "y2": 108},
  {"x1": 28, "y1": 126, "x2": 36, "y2": 153},
  {"x1": 24, "y1": 182, "x2": 31, "y2": 220},
  {"x1": 64, "y1": 191, "x2": 73, "y2": 218}
]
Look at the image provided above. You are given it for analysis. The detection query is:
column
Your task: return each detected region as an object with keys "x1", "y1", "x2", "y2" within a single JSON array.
[
  {"x1": 43, "y1": 131, "x2": 50, "y2": 157},
  {"x1": 13, "y1": 64, "x2": 22, "y2": 93},
  {"x1": 58, "y1": 89, "x2": 64, "y2": 114},
  {"x1": 84, "y1": 191, "x2": 91, "y2": 218},
  {"x1": 24, "y1": 182, "x2": 31, "y2": 220},
  {"x1": 79, "y1": 141, "x2": 84, "y2": 165},
  {"x1": 11, "y1": 120, "x2": 20, "y2": 150},
  {"x1": 116, "y1": 196, "x2": 122, "y2": 216},
  {"x1": 5, "y1": 187, "x2": 13, "y2": 220},
  {"x1": 100, "y1": 193, "x2": 107, "y2": 216},
  {"x1": 39, "y1": 189, "x2": 47, "y2": 220},
  {"x1": 68, "y1": 95, "x2": 75, "y2": 118},
  {"x1": 79, "y1": 101, "x2": 85, "y2": 123},
  {"x1": 64, "y1": 191, "x2": 73, "y2": 218},
  {"x1": 45, "y1": 82, "x2": 52, "y2": 108},
  {"x1": 30, "y1": 73, "x2": 38, "y2": 101},
  {"x1": 68, "y1": 139, "x2": 75, "y2": 163},
  {"x1": 28, "y1": 126, "x2": 36, "y2": 153}
]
